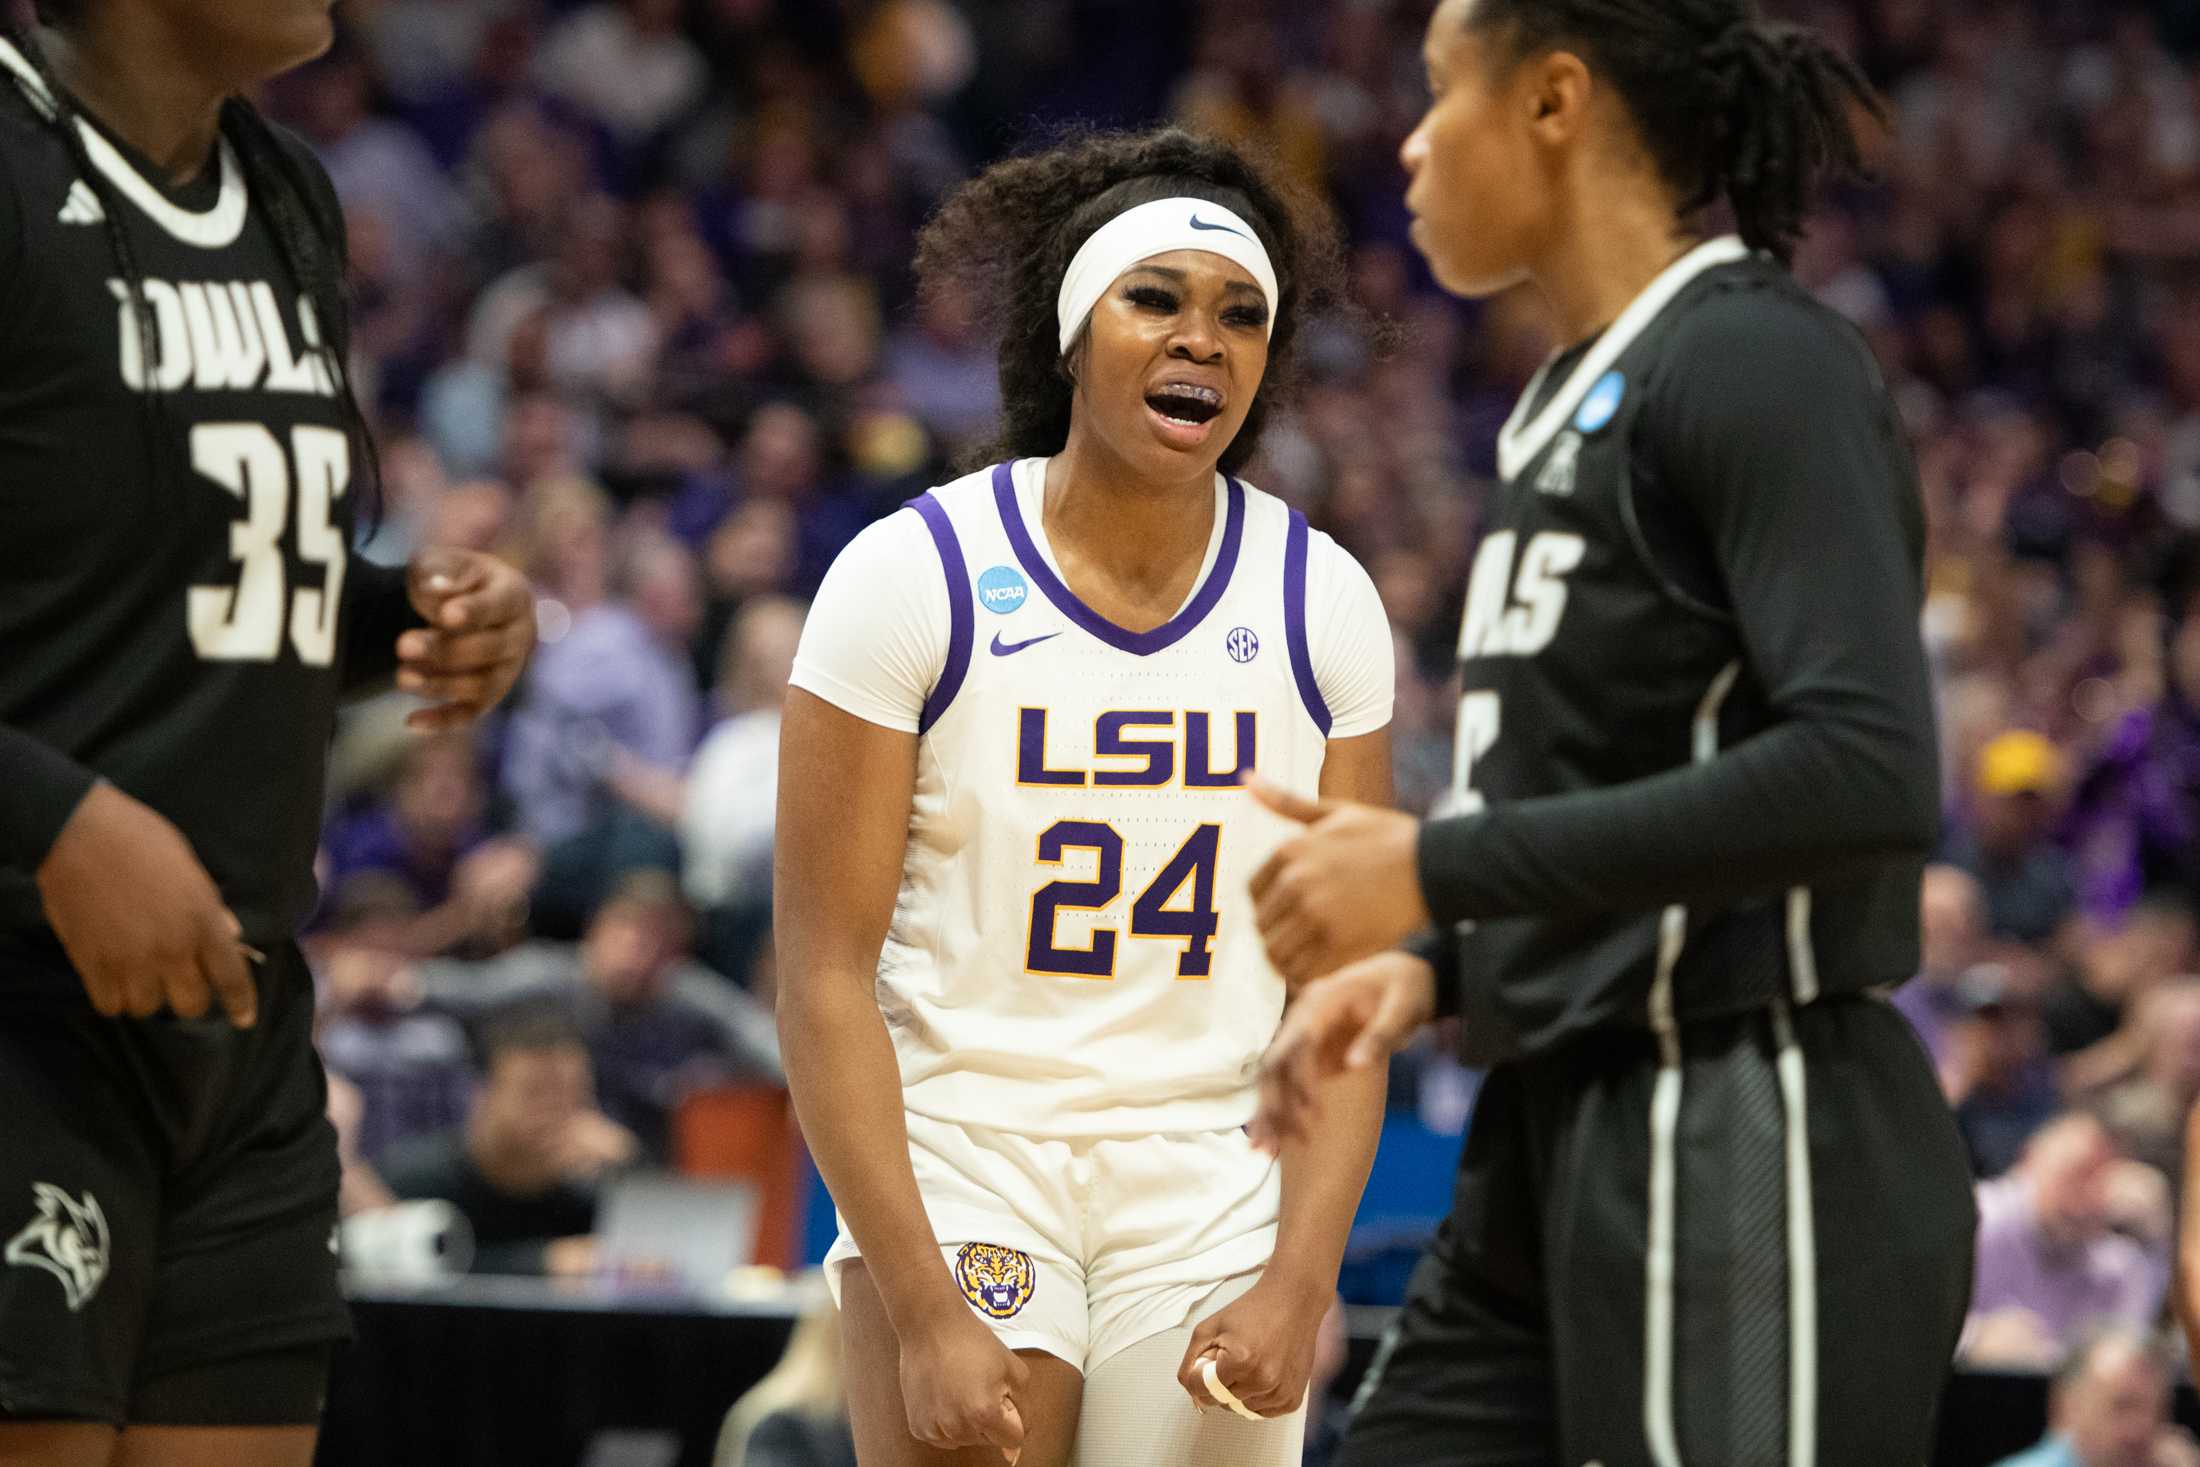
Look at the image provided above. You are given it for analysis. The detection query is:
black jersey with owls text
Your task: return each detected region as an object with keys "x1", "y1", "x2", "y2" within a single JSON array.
[
  {"x1": 1412, "y1": 240, "x2": 1940, "y2": 1066},
  {"x1": 0, "y1": 43, "x2": 412, "y2": 993}
]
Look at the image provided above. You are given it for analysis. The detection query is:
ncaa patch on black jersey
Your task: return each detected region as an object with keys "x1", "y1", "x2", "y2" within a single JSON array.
[{"x1": 1573, "y1": 370, "x2": 1625, "y2": 433}]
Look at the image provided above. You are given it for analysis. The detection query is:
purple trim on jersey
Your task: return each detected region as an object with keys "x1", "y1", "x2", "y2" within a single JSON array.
[
  {"x1": 990, "y1": 461, "x2": 1246, "y2": 658},
  {"x1": 909, "y1": 493, "x2": 972, "y2": 736},
  {"x1": 1283, "y1": 510, "x2": 1333, "y2": 737}
]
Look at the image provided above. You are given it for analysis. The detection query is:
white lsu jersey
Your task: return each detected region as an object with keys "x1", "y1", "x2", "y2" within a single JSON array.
[{"x1": 791, "y1": 457, "x2": 1392, "y2": 1137}]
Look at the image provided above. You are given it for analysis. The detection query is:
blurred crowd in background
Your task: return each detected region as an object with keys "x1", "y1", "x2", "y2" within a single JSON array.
[{"x1": 273, "y1": 0, "x2": 2200, "y2": 1435}]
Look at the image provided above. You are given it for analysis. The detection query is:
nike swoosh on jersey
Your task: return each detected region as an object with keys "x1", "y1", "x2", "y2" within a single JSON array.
[
  {"x1": 1188, "y1": 212, "x2": 1251, "y2": 240},
  {"x1": 990, "y1": 632, "x2": 1061, "y2": 657}
]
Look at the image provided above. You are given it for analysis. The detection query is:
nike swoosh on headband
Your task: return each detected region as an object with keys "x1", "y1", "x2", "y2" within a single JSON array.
[
  {"x1": 1057, "y1": 197, "x2": 1279, "y2": 354},
  {"x1": 1188, "y1": 212, "x2": 1252, "y2": 240}
]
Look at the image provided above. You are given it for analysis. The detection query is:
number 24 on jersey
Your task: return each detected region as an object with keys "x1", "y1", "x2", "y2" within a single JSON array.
[{"x1": 1027, "y1": 821, "x2": 1222, "y2": 980}]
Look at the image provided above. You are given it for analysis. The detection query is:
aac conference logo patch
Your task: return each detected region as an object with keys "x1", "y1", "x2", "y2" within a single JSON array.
[
  {"x1": 978, "y1": 565, "x2": 1029, "y2": 616},
  {"x1": 955, "y1": 1242, "x2": 1036, "y2": 1320}
]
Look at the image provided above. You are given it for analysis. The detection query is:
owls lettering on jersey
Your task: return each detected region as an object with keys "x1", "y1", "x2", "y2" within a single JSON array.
[
  {"x1": 793, "y1": 458, "x2": 1392, "y2": 1137},
  {"x1": 111, "y1": 276, "x2": 340, "y2": 397}
]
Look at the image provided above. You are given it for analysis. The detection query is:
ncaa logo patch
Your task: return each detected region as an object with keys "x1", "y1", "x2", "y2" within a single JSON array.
[
  {"x1": 1225, "y1": 627, "x2": 1260, "y2": 663},
  {"x1": 977, "y1": 566, "x2": 1030, "y2": 615},
  {"x1": 955, "y1": 1242, "x2": 1036, "y2": 1320},
  {"x1": 1574, "y1": 370, "x2": 1625, "y2": 433}
]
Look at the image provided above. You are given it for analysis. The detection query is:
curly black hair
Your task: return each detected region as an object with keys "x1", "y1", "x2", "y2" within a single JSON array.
[
  {"x1": 915, "y1": 126, "x2": 1346, "y2": 477},
  {"x1": 1467, "y1": 0, "x2": 1882, "y2": 262}
]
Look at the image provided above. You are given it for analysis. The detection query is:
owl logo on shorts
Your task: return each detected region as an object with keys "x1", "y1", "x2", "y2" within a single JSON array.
[
  {"x1": 4, "y1": 1182, "x2": 109, "y2": 1313},
  {"x1": 954, "y1": 1243, "x2": 1036, "y2": 1320}
]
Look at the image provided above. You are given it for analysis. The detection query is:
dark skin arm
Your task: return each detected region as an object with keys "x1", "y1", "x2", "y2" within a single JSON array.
[
  {"x1": 1179, "y1": 729, "x2": 1392, "y2": 1418},
  {"x1": 30, "y1": 551, "x2": 534, "y2": 1029},
  {"x1": 387, "y1": 549, "x2": 537, "y2": 730},
  {"x1": 774, "y1": 689, "x2": 1028, "y2": 1462}
]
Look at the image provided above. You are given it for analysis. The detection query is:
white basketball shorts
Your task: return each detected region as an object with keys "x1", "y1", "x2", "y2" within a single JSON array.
[{"x1": 823, "y1": 1110, "x2": 1282, "y2": 1372}]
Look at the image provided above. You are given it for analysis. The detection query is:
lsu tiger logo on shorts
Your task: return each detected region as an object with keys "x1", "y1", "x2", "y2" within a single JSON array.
[{"x1": 954, "y1": 1242, "x2": 1036, "y2": 1320}]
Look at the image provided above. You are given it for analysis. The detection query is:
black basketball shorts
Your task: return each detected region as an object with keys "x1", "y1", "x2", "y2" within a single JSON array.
[
  {"x1": 1339, "y1": 993, "x2": 1976, "y2": 1467},
  {"x1": 0, "y1": 942, "x2": 349, "y2": 1426}
]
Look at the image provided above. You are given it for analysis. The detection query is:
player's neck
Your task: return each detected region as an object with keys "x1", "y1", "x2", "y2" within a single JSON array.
[
  {"x1": 1042, "y1": 441, "x2": 1218, "y2": 597},
  {"x1": 39, "y1": 21, "x2": 229, "y2": 187},
  {"x1": 1533, "y1": 180, "x2": 1700, "y2": 346}
]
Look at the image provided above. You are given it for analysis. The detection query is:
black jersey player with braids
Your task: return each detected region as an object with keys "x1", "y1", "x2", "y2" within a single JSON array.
[
  {"x1": 1245, "y1": 1, "x2": 1975, "y2": 1464},
  {"x1": 0, "y1": 0, "x2": 533, "y2": 1462}
]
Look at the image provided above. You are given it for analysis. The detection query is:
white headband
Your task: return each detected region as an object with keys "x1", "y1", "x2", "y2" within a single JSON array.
[{"x1": 1055, "y1": 197, "x2": 1280, "y2": 356}]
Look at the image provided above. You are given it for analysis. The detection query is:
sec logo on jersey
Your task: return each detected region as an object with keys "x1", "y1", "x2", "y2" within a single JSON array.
[
  {"x1": 955, "y1": 1242, "x2": 1036, "y2": 1319},
  {"x1": 977, "y1": 566, "x2": 1030, "y2": 615},
  {"x1": 1226, "y1": 627, "x2": 1260, "y2": 663}
]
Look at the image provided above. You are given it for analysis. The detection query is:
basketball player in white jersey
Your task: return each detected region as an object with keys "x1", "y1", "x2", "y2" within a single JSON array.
[{"x1": 775, "y1": 129, "x2": 1395, "y2": 1467}]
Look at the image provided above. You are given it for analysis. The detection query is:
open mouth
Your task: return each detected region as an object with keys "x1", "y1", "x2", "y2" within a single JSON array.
[{"x1": 1144, "y1": 383, "x2": 1225, "y2": 426}]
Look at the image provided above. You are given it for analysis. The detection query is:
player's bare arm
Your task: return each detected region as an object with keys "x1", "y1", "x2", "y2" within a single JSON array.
[
  {"x1": 774, "y1": 688, "x2": 1030, "y2": 1464},
  {"x1": 1179, "y1": 729, "x2": 1392, "y2": 1417},
  {"x1": 1250, "y1": 951, "x2": 1436, "y2": 1155},
  {"x1": 36, "y1": 783, "x2": 258, "y2": 1028}
]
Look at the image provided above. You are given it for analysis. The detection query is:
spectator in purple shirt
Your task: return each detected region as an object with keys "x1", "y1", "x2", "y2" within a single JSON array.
[
  {"x1": 290, "y1": 45, "x2": 457, "y2": 290},
  {"x1": 326, "y1": 734, "x2": 487, "y2": 904},
  {"x1": 503, "y1": 533, "x2": 704, "y2": 847},
  {"x1": 1897, "y1": 863, "x2": 1995, "y2": 1067},
  {"x1": 2068, "y1": 598, "x2": 2200, "y2": 923},
  {"x1": 311, "y1": 876, "x2": 476, "y2": 1164},
  {"x1": 1966, "y1": 1114, "x2": 2172, "y2": 1367},
  {"x1": 321, "y1": 733, "x2": 538, "y2": 958}
]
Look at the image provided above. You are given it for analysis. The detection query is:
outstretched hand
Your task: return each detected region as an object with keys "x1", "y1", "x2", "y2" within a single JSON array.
[
  {"x1": 397, "y1": 548, "x2": 535, "y2": 731},
  {"x1": 1249, "y1": 950, "x2": 1436, "y2": 1155},
  {"x1": 1245, "y1": 775, "x2": 1429, "y2": 985}
]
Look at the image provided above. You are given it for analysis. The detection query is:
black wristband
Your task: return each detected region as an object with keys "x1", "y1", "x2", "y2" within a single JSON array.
[
  {"x1": 1403, "y1": 926, "x2": 1462, "y2": 1022},
  {"x1": 1415, "y1": 809, "x2": 1490, "y2": 929},
  {"x1": 342, "y1": 557, "x2": 431, "y2": 695},
  {"x1": 0, "y1": 725, "x2": 99, "y2": 871}
]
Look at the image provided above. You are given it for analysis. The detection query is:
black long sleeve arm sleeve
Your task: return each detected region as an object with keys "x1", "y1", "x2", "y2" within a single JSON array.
[
  {"x1": 341, "y1": 556, "x2": 427, "y2": 697},
  {"x1": 1416, "y1": 293, "x2": 1941, "y2": 927},
  {"x1": 1405, "y1": 927, "x2": 1464, "y2": 1020},
  {"x1": 0, "y1": 723, "x2": 98, "y2": 871}
]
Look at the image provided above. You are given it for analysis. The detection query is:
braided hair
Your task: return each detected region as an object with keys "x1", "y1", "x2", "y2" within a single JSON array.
[
  {"x1": 915, "y1": 127, "x2": 1346, "y2": 477},
  {"x1": 1465, "y1": 0, "x2": 1881, "y2": 261},
  {"x1": 3, "y1": 4, "x2": 379, "y2": 516}
]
